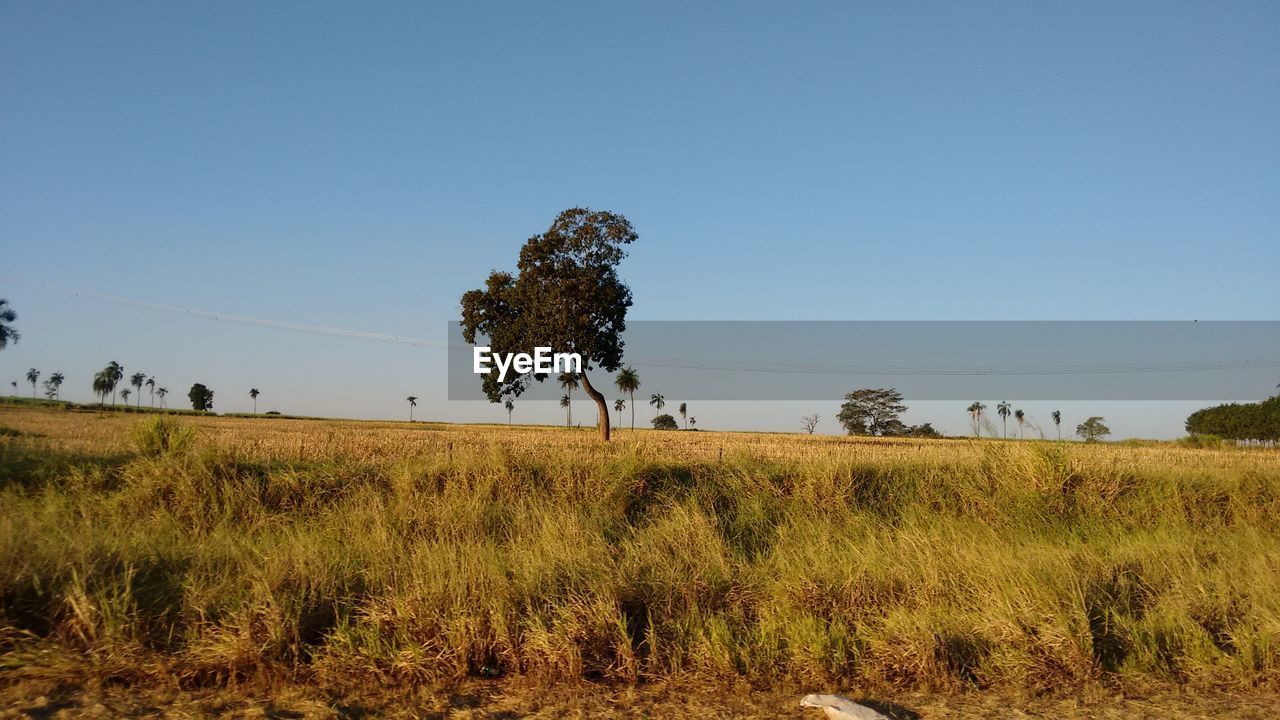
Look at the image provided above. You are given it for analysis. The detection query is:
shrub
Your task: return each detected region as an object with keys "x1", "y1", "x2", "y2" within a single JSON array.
[
  {"x1": 130, "y1": 417, "x2": 195, "y2": 457},
  {"x1": 651, "y1": 413, "x2": 678, "y2": 430}
]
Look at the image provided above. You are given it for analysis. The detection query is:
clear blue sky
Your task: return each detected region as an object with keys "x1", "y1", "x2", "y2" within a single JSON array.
[{"x1": 2, "y1": 2, "x2": 1277, "y2": 437}]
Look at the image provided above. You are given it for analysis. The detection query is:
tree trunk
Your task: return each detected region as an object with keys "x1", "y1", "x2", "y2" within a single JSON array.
[{"x1": 578, "y1": 372, "x2": 611, "y2": 441}]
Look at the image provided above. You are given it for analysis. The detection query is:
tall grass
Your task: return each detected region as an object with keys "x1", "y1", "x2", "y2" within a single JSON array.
[{"x1": 1, "y1": 408, "x2": 1278, "y2": 694}]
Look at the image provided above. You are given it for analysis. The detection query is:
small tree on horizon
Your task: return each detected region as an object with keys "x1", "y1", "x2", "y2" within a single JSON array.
[
  {"x1": 801, "y1": 414, "x2": 820, "y2": 434},
  {"x1": 678, "y1": 402, "x2": 688, "y2": 429},
  {"x1": 406, "y1": 396, "x2": 417, "y2": 422},
  {"x1": 614, "y1": 398, "x2": 625, "y2": 428},
  {"x1": 26, "y1": 368, "x2": 39, "y2": 398},
  {"x1": 1051, "y1": 410, "x2": 1062, "y2": 440},
  {"x1": 249, "y1": 388, "x2": 260, "y2": 413},
  {"x1": 1076, "y1": 416, "x2": 1111, "y2": 442},
  {"x1": 146, "y1": 376, "x2": 156, "y2": 406},
  {"x1": 652, "y1": 413, "x2": 678, "y2": 430},
  {"x1": 504, "y1": 398, "x2": 514, "y2": 425},
  {"x1": 1014, "y1": 409, "x2": 1025, "y2": 439},
  {"x1": 157, "y1": 387, "x2": 168, "y2": 407},
  {"x1": 838, "y1": 388, "x2": 908, "y2": 436},
  {"x1": 188, "y1": 383, "x2": 214, "y2": 412},
  {"x1": 121, "y1": 388, "x2": 131, "y2": 404}
]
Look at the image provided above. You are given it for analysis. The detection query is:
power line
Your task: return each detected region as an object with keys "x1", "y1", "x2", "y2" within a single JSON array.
[
  {"x1": 1, "y1": 277, "x2": 447, "y2": 349},
  {"x1": 5, "y1": 277, "x2": 1277, "y2": 378}
]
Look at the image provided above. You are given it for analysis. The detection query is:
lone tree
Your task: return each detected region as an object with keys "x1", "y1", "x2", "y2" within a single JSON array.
[
  {"x1": 250, "y1": 388, "x2": 260, "y2": 413},
  {"x1": 1014, "y1": 408, "x2": 1025, "y2": 438},
  {"x1": 1051, "y1": 410, "x2": 1062, "y2": 440},
  {"x1": 1076, "y1": 416, "x2": 1111, "y2": 442},
  {"x1": 504, "y1": 398, "x2": 514, "y2": 424},
  {"x1": 801, "y1": 414, "x2": 820, "y2": 434},
  {"x1": 460, "y1": 208, "x2": 637, "y2": 441},
  {"x1": 406, "y1": 396, "x2": 418, "y2": 422},
  {"x1": 188, "y1": 383, "x2": 214, "y2": 412},
  {"x1": 837, "y1": 388, "x2": 907, "y2": 436}
]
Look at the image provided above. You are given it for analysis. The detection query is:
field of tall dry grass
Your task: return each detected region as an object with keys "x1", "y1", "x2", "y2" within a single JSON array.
[{"x1": 2, "y1": 405, "x2": 1280, "y2": 716}]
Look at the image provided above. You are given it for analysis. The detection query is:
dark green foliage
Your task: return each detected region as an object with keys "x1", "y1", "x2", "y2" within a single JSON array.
[
  {"x1": 0, "y1": 299, "x2": 17, "y2": 350},
  {"x1": 1185, "y1": 396, "x2": 1280, "y2": 441},
  {"x1": 837, "y1": 388, "x2": 907, "y2": 436},
  {"x1": 460, "y1": 208, "x2": 637, "y2": 440},
  {"x1": 902, "y1": 422, "x2": 943, "y2": 438},
  {"x1": 651, "y1": 413, "x2": 678, "y2": 430},
  {"x1": 188, "y1": 383, "x2": 214, "y2": 412}
]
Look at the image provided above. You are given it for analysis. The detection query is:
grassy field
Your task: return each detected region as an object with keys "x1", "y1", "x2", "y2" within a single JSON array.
[{"x1": 2, "y1": 405, "x2": 1279, "y2": 716}]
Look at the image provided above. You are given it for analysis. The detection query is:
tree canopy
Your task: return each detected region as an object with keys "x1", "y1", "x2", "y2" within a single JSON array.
[
  {"x1": 1185, "y1": 396, "x2": 1280, "y2": 441},
  {"x1": 837, "y1": 388, "x2": 907, "y2": 436},
  {"x1": 1076, "y1": 416, "x2": 1111, "y2": 442},
  {"x1": 652, "y1": 413, "x2": 678, "y2": 431},
  {"x1": 460, "y1": 208, "x2": 636, "y2": 441},
  {"x1": 188, "y1": 383, "x2": 214, "y2": 412}
]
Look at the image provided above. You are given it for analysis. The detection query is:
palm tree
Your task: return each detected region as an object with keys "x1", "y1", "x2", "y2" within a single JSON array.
[
  {"x1": 48, "y1": 372, "x2": 64, "y2": 400},
  {"x1": 1014, "y1": 409, "x2": 1025, "y2": 439},
  {"x1": 121, "y1": 388, "x2": 131, "y2": 404},
  {"x1": 678, "y1": 402, "x2": 688, "y2": 429},
  {"x1": 406, "y1": 396, "x2": 418, "y2": 422},
  {"x1": 558, "y1": 372, "x2": 578, "y2": 427},
  {"x1": 966, "y1": 402, "x2": 986, "y2": 437},
  {"x1": 26, "y1": 368, "x2": 39, "y2": 398},
  {"x1": 0, "y1": 299, "x2": 18, "y2": 350},
  {"x1": 997, "y1": 401, "x2": 1011, "y2": 439},
  {"x1": 249, "y1": 388, "x2": 260, "y2": 414},
  {"x1": 649, "y1": 392, "x2": 665, "y2": 419},
  {"x1": 689, "y1": 417, "x2": 697, "y2": 430},
  {"x1": 614, "y1": 367, "x2": 640, "y2": 431},
  {"x1": 157, "y1": 387, "x2": 168, "y2": 408},
  {"x1": 93, "y1": 364, "x2": 120, "y2": 405},
  {"x1": 103, "y1": 362, "x2": 123, "y2": 405},
  {"x1": 130, "y1": 372, "x2": 146, "y2": 407},
  {"x1": 560, "y1": 394, "x2": 571, "y2": 426},
  {"x1": 614, "y1": 398, "x2": 625, "y2": 428},
  {"x1": 504, "y1": 398, "x2": 514, "y2": 425},
  {"x1": 1051, "y1": 410, "x2": 1062, "y2": 440},
  {"x1": 145, "y1": 376, "x2": 156, "y2": 406}
]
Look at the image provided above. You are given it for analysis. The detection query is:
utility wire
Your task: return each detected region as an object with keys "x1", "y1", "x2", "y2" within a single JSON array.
[{"x1": 5, "y1": 277, "x2": 1277, "y2": 377}]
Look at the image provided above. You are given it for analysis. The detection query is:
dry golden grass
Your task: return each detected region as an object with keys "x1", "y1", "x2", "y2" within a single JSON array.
[{"x1": 2, "y1": 405, "x2": 1280, "y2": 717}]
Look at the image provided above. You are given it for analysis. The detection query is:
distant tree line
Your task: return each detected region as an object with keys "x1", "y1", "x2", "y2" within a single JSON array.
[{"x1": 1186, "y1": 396, "x2": 1280, "y2": 441}]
